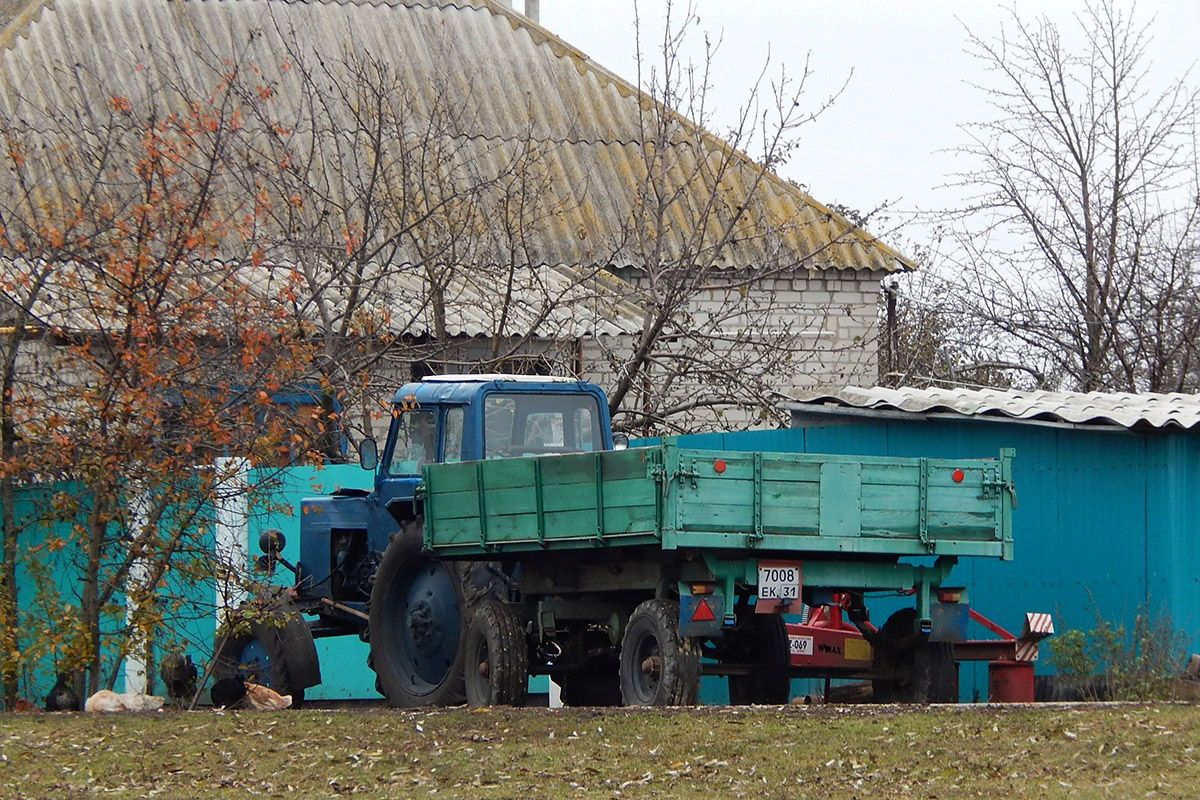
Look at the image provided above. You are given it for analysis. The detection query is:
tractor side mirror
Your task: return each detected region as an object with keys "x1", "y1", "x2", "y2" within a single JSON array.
[
  {"x1": 358, "y1": 438, "x2": 378, "y2": 471},
  {"x1": 612, "y1": 432, "x2": 629, "y2": 451}
]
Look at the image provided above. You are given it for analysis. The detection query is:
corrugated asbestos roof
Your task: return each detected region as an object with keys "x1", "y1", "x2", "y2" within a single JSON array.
[
  {"x1": 786, "y1": 386, "x2": 1200, "y2": 431},
  {"x1": 0, "y1": 0, "x2": 912, "y2": 274}
]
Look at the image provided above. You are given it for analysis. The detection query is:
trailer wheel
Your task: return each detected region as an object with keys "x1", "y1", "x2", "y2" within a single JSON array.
[
  {"x1": 872, "y1": 608, "x2": 958, "y2": 703},
  {"x1": 464, "y1": 600, "x2": 529, "y2": 707},
  {"x1": 726, "y1": 613, "x2": 791, "y2": 705},
  {"x1": 619, "y1": 599, "x2": 700, "y2": 706},
  {"x1": 214, "y1": 599, "x2": 317, "y2": 709},
  {"x1": 368, "y1": 520, "x2": 468, "y2": 707},
  {"x1": 559, "y1": 655, "x2": 623, "y2": 707}
]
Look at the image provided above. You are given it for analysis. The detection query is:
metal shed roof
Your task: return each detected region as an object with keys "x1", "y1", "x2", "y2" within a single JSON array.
[
  {"x1": 0, "y1": 0, "x2": 912, "y2": 274},
  {"x1": 785, "y1": 385, "x2": 1200, "y2": 431}
]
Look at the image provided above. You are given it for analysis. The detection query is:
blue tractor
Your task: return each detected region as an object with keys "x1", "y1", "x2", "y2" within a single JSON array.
[{"x1": 213, "y1": 374, "x2": 618, "y2": 707}]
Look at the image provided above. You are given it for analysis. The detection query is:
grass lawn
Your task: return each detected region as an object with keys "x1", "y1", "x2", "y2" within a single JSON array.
[{"x1": 2, "y1": 703, "x2": 1199, "y2": 799}]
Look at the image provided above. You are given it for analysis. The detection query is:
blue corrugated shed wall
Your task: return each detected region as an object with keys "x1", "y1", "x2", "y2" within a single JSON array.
[{"x1": 667, "y1": 420, "x2": 1200, "y2": 700}]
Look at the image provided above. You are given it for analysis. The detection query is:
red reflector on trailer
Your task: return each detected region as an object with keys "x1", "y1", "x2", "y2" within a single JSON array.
[
  {"x1": 952, "y1": 469, "x2": 964, "y2": 483},
  {"x1": 692, "y1": 598, "x2": 716, "y2": 622},
  {"x1": 713, "y1": 459, "x2": 726, "y2": 474}
]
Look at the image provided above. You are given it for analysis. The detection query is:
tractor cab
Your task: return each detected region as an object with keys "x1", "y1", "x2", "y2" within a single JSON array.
[
  {"x1": 361, "y1": 373, "x2": 615, "y2": 477},
  {"x1": 295, "y1": 375, "x2": 617, "y2": 608}
]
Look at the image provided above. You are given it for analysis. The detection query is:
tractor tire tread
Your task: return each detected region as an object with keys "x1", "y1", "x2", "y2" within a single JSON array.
[{"x1": 368, "y1": 519, "x2": 468, "y2": 707}]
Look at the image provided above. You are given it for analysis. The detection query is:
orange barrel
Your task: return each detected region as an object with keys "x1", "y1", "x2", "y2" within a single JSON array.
[{"x1": 988, "y1": 659, "x2": 1035, "y2": 702}]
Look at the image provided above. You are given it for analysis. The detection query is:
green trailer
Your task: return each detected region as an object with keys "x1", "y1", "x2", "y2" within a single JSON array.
[
  {"x1": 409, "y1": 443, "x2": 1015, "y2": 706},
  {"x1": 424, "y1": 444, "x2": 1013, "y2": 559}
]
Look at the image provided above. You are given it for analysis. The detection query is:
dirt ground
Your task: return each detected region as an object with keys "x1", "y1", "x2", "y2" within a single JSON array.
[{"x1": 2, "y1": 702, "x2": 1199, "y2": 799}]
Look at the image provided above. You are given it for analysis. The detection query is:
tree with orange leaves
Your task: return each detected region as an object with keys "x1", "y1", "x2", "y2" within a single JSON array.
[{"x1": 0, "y1": 70, "x2": 319, "y2": 703}]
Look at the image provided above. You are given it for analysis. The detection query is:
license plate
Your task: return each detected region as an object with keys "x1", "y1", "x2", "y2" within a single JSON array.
[
  {"x1": 757, "y1": 561, "x2": 801, "y2": 601},
  {"x1": 789, "y1": 635, "x2": 814, "y2": 656}
]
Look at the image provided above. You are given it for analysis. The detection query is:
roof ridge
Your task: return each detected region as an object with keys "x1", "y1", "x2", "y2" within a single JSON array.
[{"x1": 793, "y1": 384, "x2": 1200, "y2": 431}]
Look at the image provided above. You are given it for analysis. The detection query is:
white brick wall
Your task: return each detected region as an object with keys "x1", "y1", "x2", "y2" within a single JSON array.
[
  {"x1": 12, "y1": 265, "x2": 886, "y2": 446},
  {"x1": 581, "y1": 266, "x2": 887, "y2": 432}
]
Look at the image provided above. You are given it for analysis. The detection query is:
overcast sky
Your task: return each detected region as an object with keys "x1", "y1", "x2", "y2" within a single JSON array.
[{"x1": 539, "y1": 1, "x2": 1200, "y2": 249}]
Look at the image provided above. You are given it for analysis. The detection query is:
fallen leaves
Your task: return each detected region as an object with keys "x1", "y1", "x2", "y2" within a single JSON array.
[{"x1": 0, "y1": 704, "x2": 1198, "y2": 799}]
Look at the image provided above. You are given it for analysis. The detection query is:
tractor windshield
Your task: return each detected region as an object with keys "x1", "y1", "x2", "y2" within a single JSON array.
[{"x1": 484, "y1": 392, "x2": 602, "y2": 458}]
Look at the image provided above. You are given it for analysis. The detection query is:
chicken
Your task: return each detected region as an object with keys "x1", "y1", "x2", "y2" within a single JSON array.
[
  {"x1": 209, "y1": 677, "x2": 248, "y2": 709},
  {"x1": 244, "y1": 682, "x2": 292, "y2": 711},
  {"x1": 119, "y1": 692, "x2": 165, "y2": 712},
  {"x1": 44, "y1": 672, "x2": 81, "y2": 712},
  {"x1": 208, "y1": 678, "x2": 292, "y2": 710},
  {"x1": 85, "y1": 689, "x2": 125, "y2": 713},
  {"x1": 159, "y1": 654, "x2": 198, "y2": 703},
  {"x1": 84, "y1": 689, "x2": 166, "y2": 713}
]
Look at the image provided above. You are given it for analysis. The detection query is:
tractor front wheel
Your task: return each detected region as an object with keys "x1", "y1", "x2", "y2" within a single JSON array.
[{"x1": 213, "y1": 599, "x2": 318, "y2": 708}]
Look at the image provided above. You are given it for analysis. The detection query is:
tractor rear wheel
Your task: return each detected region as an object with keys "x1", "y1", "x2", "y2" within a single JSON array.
[{"x1": 368, "y1": 520, "x2": 468, "y2": 707}]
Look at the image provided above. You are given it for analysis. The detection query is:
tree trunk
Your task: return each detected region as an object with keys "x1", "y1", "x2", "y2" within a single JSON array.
[{"x1": 80, "y1": 494, "x2": 110, "y2": 696}]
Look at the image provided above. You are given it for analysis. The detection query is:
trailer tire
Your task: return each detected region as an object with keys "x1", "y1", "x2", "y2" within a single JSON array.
[
  {"x1": 726, "y1": 613, "x2": 791, "y2": 705},
  {"x1": 872, "y1": 608, "x2": 958, "y2": 703},
  {"x1": 368, "y1": 520, "x2": 468, "y2": 707},
  {"x1": 619, "y1": 599, "x2": 700, "y2": 706},
  {"x1": 878, "y1": 640, "x2": 957, "y2": 704},
  {"x1": 559, "y1": 655, "x2": 623, "y2": 707},
  {"x1": 213, "y1": 599, "x2": 317, "y2": 709},
  {"x1": 464, "y1": 600, "x2": 529, "y2": 707}
]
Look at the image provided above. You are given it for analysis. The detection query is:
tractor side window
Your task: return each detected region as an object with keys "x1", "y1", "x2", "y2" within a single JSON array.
[
  {"x1": 484, "y1": 396, "x2": 516, "y2": 458},
  {"x1": 443, "y1": 407, "x2": 464, "y2": 463},
  {"x1": 387, "y1": 409, "x2": 436, "y2": 474}
]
